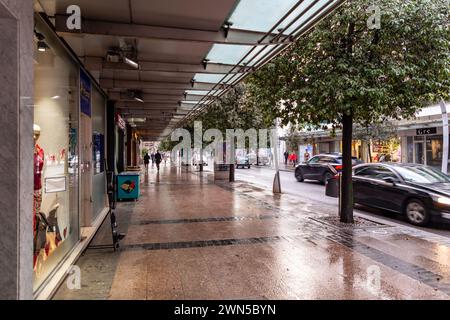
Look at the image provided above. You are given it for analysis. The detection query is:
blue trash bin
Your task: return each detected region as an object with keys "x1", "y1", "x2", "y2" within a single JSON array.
[{"x1": 117, "y1": 172, "x2": 140, "y2": 201}]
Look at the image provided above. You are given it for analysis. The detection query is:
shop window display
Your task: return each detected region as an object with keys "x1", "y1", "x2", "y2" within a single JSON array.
[{"x1": 33, "y1": 17, "x2": 80, "y2": 292}]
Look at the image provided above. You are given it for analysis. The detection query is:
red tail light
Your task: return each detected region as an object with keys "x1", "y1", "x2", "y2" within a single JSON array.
[{"x1": 334, "y1": 165, "x2": 343, "y2": 170}]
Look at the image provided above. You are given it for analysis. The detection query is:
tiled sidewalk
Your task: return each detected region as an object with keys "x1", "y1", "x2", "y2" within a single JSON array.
[{"x1": 54, "y1": 165, "x2": 450, "y2": 300}]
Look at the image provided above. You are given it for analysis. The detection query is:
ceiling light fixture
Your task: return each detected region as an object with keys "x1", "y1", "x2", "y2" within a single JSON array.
[
  {"x1": 123, "y1": 56, "x2": 139, "y2": 69},
  {"x1": 106, "y1": 49, "x2": 121, "y2": 63},
  {"x1": 35, "y1": 31, "x2": 49, "y2": 52},
  {"x1": 129, "y1": 90, "x2": 144, "y2": 103}
]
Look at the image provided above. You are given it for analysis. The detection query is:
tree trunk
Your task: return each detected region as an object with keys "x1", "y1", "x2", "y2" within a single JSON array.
[
  {"x1": 340, "y1": 112, "x2": 354, "y2": 223},
  {"x1": 368, "y1": 141, "x2": 373, "y2": 163}
]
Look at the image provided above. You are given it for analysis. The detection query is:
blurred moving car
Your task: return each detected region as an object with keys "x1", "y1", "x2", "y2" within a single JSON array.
[
  {"x1": 352, "y1": 163, "x2": 450, "y2": 226},
  {"x1": 295, "y1": 153, "x2": 362, "y2": 184},
  {"x1": 236, "y1": 155, "x2": 251, "y2": 169}
]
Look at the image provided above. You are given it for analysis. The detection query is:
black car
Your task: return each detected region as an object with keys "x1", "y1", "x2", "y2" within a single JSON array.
[
  {"x1": 295, "y1": 153, "x2": 362, "y2": 184},
  {"x1": 352, "y1": 163, "x2": 450, "y2": 226}
]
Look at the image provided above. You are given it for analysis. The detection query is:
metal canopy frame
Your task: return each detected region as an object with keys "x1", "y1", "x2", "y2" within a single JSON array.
[
  {"x1": 179, "y1": 0, "x2": 346, "y2": 129},
  {"x1": 43, "y1": 0, "x2": 346, "y2": 140}
]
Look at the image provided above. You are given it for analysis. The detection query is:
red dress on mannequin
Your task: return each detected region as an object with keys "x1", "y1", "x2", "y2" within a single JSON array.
[
  {"x1": 33, "y1": 145, "x2": 44, "y2": 268},
  {"x1": 34, "y1": 145, "x2": 44, "y2": 191}
]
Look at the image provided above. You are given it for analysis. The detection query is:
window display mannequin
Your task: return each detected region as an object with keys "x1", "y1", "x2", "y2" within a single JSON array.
[
  {"x1": 45, "y1": 202, "x2": 62, "y2": 256},
  {"x1": 33, "y1": 124, "x2": 45, "y2": 269}
]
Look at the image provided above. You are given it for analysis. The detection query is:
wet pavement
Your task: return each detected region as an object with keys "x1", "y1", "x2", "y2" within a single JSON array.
[{"x1": 54, "y1": 164, "x2": 450, "y2": 300}]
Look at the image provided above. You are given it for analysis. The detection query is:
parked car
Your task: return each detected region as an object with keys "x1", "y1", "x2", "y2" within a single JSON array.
[
  {"x1": 352, "y1": 163, "x2": 450, "y2": 226},
  {"x1": 236, "y1": 155, "x2": 251, "y2": 169},
  {"x1": 295, "y1": 153, "x2": 362, "y2": 184}
]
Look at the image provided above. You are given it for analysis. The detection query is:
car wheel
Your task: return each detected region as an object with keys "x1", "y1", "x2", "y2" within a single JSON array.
[
  {"x1": 405, "y1": 199, "x2": 430, "y2": 226},
  {"x1": 322, "y1": 171, "x2": 333, "y2": 185},
  {"x1": 295, "y1": 169, "x2": 304, "y2": 182}
]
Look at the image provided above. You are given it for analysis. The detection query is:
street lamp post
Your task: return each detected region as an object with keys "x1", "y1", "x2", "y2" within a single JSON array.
[{"x1": 272, "y1": 120, "x2": 281, "y2": 194}]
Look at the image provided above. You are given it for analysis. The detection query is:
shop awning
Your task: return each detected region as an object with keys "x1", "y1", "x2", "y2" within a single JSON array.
[{"x1": 36, "y1": 0, "x2": 345, "y2": 140}]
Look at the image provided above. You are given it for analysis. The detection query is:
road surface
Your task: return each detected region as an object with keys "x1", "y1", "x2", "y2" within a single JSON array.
[{"x1": 234, "y1": 165, "x2": 450, "y2": 238}]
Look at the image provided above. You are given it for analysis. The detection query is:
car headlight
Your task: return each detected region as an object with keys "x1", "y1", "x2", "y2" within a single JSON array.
[{"x1": 436, "y1": 196, "x2": 450, "y2": 205}]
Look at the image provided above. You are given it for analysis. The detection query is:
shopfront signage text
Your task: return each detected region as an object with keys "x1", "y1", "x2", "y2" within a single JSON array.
[{"x1": 416, "y1": 127, "x2": 437, "y2": 135}]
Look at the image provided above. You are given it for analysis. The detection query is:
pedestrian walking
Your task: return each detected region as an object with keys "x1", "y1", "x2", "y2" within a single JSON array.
[
  {"x1": 155, "y1": 150, "x2": 162, "y2": 171},
  {"x1": 284, "y1": 151, "x2": 289, "y2": 165},
  {"x1": 143, "y1": 152, "x2": 150, "y2": 171},
  {"x1": 291, "y1": 152, "x2": 298, "y2": 167},
  {"x1": 151, "y1": 153, "x2": 156, "y2": 166}
]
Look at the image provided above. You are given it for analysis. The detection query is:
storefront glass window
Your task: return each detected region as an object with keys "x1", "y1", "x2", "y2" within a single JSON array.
[
  {"x1": 33, "y1": 17, "x2": 80, "y2": 291},
  {"x1": 407, "y1": 137, "x2": 413, "y2": 163},
  {"x1": 91, "y1": 88, "x2": 107, "y2": 220},
  {"x1": 426, "y1": 135, "x2": 444, "y2": 169}
]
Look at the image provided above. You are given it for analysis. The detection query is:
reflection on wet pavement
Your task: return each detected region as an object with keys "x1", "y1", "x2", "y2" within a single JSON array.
[{"x1": 54, "y1": 165, "x2": 450, "y2": 300}]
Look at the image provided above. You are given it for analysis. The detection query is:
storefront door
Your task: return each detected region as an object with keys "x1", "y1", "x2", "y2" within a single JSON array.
[
  {"x1": 80, "y1": 113, "x2": 92, "y2": 227},
  {"x1": 414, "y1": 141, "x2": 425, "y2": 164}
]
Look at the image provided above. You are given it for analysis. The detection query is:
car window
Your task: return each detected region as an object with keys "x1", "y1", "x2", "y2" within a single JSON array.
[
  {"x1": 318, "y1": 156, "x2": 336, "y2": 164},
  {"x1": 308, "y1": 156, "x2": 320, "y2": 164},
  {"x1": 336, "y1": 156, "x2": 361, "y2": 164},
  {"x1": 355, "y1": 166, "x2": 397, "y2": 181},
  {"x1": 395, "y1": 166, "x2": 450, "y2": 184}
]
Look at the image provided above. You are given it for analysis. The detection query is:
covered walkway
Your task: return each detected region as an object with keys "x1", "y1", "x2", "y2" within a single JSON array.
[{"x1": 54, "y1": 164, "x2": 450, "y2": 300}]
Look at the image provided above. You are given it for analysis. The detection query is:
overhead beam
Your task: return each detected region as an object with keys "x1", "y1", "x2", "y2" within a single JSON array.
[
  {"x1": 84, "y1": 57, "x2": 252, "y2": 74},
  {"x1": 55, "y1": 15, "x2": 291, "y2": 46},
  {"x1": 100, "y1": 78, "x2": 229, "y2": 91},
  {"x1": 116, "y1": 102, "x2": 178, "y2": 109}
]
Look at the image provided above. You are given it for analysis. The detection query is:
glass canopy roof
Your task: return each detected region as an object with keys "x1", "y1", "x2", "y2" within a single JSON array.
[
  {"x1": 229, "y1": 0, "x2": 334, "y2": 33},
  {"x1": 193, "y1": 73, "x2": 244, "y2": 84},
  {"x1": 182, "y1": 0, "x2": 341, "y2": 128}
]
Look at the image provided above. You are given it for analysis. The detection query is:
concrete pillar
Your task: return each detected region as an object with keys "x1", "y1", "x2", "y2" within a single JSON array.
[{"x1": 0, "y1": 0, "x2": 34, "y2": 299}]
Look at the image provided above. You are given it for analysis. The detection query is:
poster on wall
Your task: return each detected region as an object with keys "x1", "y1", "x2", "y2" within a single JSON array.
[
  {"x1": 80, "y1": 68, "x2": 91, "y2": 117},
  {"x1": 45, "y1": 176, "x2": 67, "y2": 193}
]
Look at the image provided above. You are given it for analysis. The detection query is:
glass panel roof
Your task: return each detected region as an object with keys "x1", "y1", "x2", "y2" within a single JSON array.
[
  {"x1": 228, "y1": 0, "x2": 334, "y2": 33},
  {"x1": 178, "y1": 0, "x2": 340, "y2": 128},
  {"x1": 206, "y1": 44, "x2": 252, "y2": 65},
  {"x1": 185, "y1": 90, "x2": 224, "y2": 96},
  {"x1": 194, "y1": 73, "x2": 244, "y2": 84},
  {"x1": 283, "y1": 0, "x2": 336, "y2": 34},
  {"x1": 228, "y1": 0, "x2": 299, "y2": 32}
]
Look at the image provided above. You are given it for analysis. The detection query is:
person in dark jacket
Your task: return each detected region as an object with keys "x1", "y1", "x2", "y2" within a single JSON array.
[
  {"x1": 155, "y1": 150, "x2": 162, "y2": 171},
  {"x1": 144, "y1": 152, "x2": 150, "y2": 170}
]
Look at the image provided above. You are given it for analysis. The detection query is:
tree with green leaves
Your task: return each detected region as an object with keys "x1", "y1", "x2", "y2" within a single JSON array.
[{"x1": 246, "y1": 0, "x2": 449, "y2": 222}]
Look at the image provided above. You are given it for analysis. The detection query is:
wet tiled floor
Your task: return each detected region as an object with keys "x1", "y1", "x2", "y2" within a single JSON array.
[{"x1": 54, "y1": 165, "x2": 450, "y2": 300}]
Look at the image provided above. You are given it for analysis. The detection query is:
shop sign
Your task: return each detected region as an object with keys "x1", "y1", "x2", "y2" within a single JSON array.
[
  {"x1": 79, "y1": 68, "x2": 91, "y2": 117},
  {"x1": 416, "y1": 127, "x2": 437, "y2": 135},
  {"x1": 116, "y1": 114, "x2": 126, "y2": 130}
]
